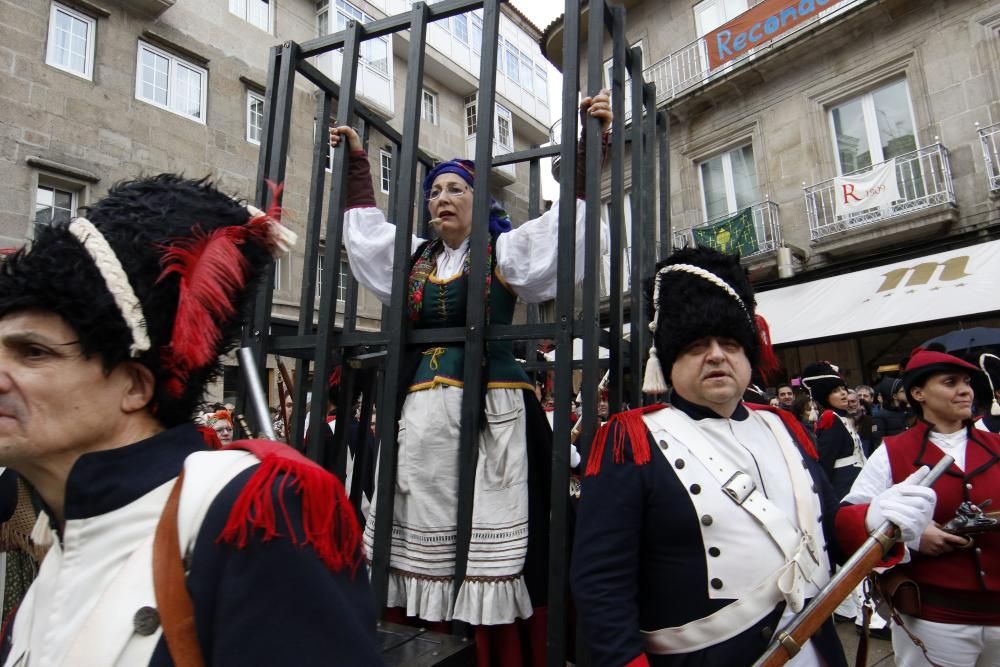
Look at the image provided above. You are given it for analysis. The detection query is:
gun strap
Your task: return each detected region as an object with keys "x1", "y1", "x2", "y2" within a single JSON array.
[{"x1": 153, "y1": 472, "x2": 207, "y2": 667}]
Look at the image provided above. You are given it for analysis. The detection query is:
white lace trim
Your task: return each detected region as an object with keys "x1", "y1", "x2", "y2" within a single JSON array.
[{"x1": 68, "y1": 218, "x2": 150, "y2": 357}]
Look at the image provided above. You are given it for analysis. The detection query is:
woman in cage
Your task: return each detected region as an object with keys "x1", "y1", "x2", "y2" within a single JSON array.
[{"x1": 330, "y1": 89, "x2": 610, "y2": 664}]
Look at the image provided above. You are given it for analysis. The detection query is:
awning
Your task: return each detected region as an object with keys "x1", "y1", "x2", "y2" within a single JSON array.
[{"x1": 756, "y1": 239, "x2": 1000, "y2": 345}]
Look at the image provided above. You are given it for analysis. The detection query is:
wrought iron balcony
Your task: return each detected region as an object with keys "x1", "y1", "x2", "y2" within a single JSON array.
[
  {"x1": 644, "y1": 0, "x2": 869, "y2": 105},
  {"x1": 672, "y1": 200, "x2": 782, "y2": 259},
  {"x1": 805, "y1": 143, "x2": 956, "y2": 241},
  {"x1": 979, "y1": 122, "x2": 1000, "y2": 193}
]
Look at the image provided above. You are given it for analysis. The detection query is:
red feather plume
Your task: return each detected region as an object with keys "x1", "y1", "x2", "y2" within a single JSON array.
[
  {"x1": 755, "y1": 314, "x2": 781, "y2": 384},
  {"x1": 158, "y1": 225, "x2": 252, "y2": 396}
]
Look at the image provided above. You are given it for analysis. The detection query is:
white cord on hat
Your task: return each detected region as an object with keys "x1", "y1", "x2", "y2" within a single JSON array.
[
  {"x1": 68, "y1": 218, "x2": 150, "y2": 357},
  {"x1": 641, "y1": 263, "x2": 751, "y2": 396},
  {"x1": 246, "y1": 204, "x2": 298, "y2": 257},
  {"x1": 980, "y1": 353, "x2": 1000, "y2": 416}
]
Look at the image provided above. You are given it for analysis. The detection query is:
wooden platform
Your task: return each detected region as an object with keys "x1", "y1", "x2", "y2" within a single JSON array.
[{"x1": 379, "y1": 621, "x2": 477, "y2": 666}]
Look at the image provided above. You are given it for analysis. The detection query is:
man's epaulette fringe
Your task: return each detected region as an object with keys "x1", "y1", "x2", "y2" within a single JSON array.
[
  {"x1": 746, "y1": 403, "x2": 819, "y2": 461},
  {"x1": 816, "y1": 410, "x2": 836, "y2": 432},
  {"x1": 218, "y1": 439, "x2": 363, "y2": 576},
  {"x1": 584, "y1": 404, "x2": 666, "y2": 476}
]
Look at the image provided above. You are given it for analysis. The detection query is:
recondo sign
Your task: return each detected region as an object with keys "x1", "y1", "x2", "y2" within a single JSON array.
[{"x1": 706, "y1": 0, "x2": 835, "y2": 70}]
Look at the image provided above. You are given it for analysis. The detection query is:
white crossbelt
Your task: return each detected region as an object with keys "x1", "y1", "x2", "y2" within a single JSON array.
[{"x1": 640, "y1": 408, "x2": 827, "y2": 654}]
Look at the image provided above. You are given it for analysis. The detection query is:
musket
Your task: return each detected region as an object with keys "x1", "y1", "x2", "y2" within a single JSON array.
[
  {"x1": 753, "y1": 455, "x2": 954, "y2": 667},
  {"x1": 237, "y1": 347, "x2": 277, "y2": 441}
]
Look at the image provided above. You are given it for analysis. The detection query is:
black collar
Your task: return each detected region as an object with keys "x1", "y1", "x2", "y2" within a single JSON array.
[
  {"x1": 670, "y1": 389, "x2": 749, "y2": 421},
  {"x1": 63, "y1": 424, "x2": 206, "y2": 521}
]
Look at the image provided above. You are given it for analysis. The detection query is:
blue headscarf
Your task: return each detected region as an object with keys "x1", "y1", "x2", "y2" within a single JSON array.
[{"x1": 422, "y1": 159, "x2": 512, "y2": 236}]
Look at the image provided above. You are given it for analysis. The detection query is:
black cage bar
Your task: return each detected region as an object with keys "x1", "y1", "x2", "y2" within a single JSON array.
[{"x1": 244, "y1": 1, "x2": 663, "y2": 663}]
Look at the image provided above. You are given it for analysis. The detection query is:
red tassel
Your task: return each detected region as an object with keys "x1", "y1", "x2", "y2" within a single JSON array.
[
  {"x1": 217, "y1": 439, "x2": 362, "y2": 575},
  {"x1": 585, "y1": 404, "x2": 664, "y2": 476},
  {"x1": 158, "y1": 226, "x2": 253, "y2": 396},
  {"x1": 817, "y1": 410, "x2": 836, "y2": 432},
  {"x1": 754, "y1": 314, "x2": 781, "y2": 384}
]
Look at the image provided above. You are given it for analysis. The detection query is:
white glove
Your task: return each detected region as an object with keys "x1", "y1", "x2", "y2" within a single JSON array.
[
  {"x1": 569, "y1": 443, "x2": 581, "y2": 469},
  {"x1": 865, "y1": 467, "x2": 937, "y2": 543}
]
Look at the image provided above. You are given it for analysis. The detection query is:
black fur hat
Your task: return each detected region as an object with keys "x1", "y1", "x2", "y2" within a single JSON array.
[
  {"x1": 0, "y1": 174, "x2": 294, "y2": 427},
  {"x1": 644, "y1": 246, "x2": 775, "y2": 392},
  {"x1": 800, "y1": 361, "x2": 847, "y2": 409}
]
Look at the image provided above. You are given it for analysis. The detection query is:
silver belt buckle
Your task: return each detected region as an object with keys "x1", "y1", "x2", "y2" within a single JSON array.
[{"x1": 722, "y1": 471, "x2": 756, "y2": 505}]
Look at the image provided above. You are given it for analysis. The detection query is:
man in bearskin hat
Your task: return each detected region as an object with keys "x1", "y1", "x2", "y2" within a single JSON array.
[
  {"x1": 0, "y1": 175, "x2": 380, "y2": 665},
  {"x1": 800, "y1": 361, "x2": 866, "y2": 500},
  {"x1": 839, "y1": 348, "x2": 1000, "y2": 665},
  {"x1": 570, "y1": 247, "x2": 936, "y2": 666}
]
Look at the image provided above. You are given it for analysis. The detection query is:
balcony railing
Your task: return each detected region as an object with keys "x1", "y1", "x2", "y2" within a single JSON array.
[
  {"x1": 979, "y1": 122, "x2": 1000, "y2": 193},
  {"x1": 644, "y1": 0, "x2": 869, "y2": 105},
  {"x1": 805, "y1": 143, "x2": 955, "y2": 241},
  {"x1": 672, "y1": 200, "x2": 781, "y2": 259}
]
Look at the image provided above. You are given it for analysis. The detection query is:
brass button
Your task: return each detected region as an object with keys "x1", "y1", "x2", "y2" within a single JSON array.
[
  {"x1": 701, "y1": 514, "x2": 713, "y2": 526},
  {"x1": 658, "y1": 439, "x2": 668, "y2": 450},
  {"x1": 690, "y1": 484, "x2": 701, "y2": 494},
  {"x1": 133, "y1": 606, "x2": 160, "y2": 636},
  {"x1": 675, "y1": 458, "x2": 685, "y2": 469},
  {"x1": 710, "y1": 578, "x2": 723, "y2": 590},
  {"x1": 708, "y1": 547, "x2": 720, "y2": 557}
]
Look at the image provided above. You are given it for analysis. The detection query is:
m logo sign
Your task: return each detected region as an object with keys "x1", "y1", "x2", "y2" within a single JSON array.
[{"x1": 876, "y1": 256, "x2": 971, "y2": 293}]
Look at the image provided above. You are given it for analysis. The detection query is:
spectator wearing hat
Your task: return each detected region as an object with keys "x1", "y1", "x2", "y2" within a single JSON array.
[
  {"x1": 838, "y1": 348, "x2": 1000, "y2": 665},
  {"x1": 801, "y1": 362, "x2": 866, "y2": 500},
  {"x1": 0, "y1": 175, "x2": 378, "y2": 665}
]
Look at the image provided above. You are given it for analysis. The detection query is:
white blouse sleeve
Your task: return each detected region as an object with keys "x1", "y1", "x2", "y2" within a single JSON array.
[
  {"x1": 343, "y1": 206, "x2": 424, "y2": 306},
  {"x1": 494, "y1": 199, "x2": 610, "y2": 304}
]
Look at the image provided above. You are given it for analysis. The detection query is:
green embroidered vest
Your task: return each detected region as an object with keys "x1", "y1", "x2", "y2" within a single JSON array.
[{"x1": 409, "y1": 267, "x2": 531, "y2": 392}]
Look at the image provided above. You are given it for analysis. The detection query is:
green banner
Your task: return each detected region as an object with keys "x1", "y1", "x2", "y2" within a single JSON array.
[{"x1": 691, "y1": 207, "x2": 758, "y2": 257}]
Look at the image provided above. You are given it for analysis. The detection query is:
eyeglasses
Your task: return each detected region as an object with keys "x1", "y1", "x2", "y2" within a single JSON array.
[{"x1": 427, "y1": 185, "x2": 470, "y2": 201}]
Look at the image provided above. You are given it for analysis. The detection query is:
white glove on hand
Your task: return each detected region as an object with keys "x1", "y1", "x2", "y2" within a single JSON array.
[{"x1": 865, "y1": 467, "x2": 937, "y2": 543}]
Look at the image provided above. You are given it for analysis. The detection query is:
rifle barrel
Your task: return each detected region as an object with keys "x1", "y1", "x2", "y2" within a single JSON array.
[{"x1": 754, "y1": 455, "x2": 954, "y2": 667}]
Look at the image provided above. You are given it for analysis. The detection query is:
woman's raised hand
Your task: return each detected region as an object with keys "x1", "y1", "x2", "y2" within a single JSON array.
[
  {"x1": 329, "y1": 125, "x2": 363, "y2": 152},
  {"x1": 580, "y1": 88, "x2": 612, "y2": 133}
]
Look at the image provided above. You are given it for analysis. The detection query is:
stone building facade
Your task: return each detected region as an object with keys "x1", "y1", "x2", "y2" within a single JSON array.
[
  {"x1": 543, "y1": 0, "x2": 1000, "y2": 386},
  {"x1": 1, "y1": 0, "x2": 552, "y2": 402}
]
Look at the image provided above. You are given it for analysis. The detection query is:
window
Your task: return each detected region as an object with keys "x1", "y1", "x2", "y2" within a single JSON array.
[
  {"x1": 379, "y1": 149, "x2": 392, "y2": 194},
  {"x1": 135, "y1": 42, "x2": 207, "y2": 122},
  {"x1": 338, "y1": 260, "x2": 349, "y2": 304},
  {"x1": 34, "y1": 183, "x2": 76, "y2": 227},
  {"x1": 422, "y1": 89, "x2": 438, "y2": 125},
  {"x1": 505, "y1": 43, "x2": 519, "y2": 84},
  {"x1": 698, "y1": 144, "x2": 758, "y2": 220},
  {"x1": 534, "y1": 65, "x2": 548, "y2": 100},
  {"x1": 471, "y1": 13, "x2": 482, "y2": 55},
  {"x1": 46, "y1": 3, "x2": 96, "y2": 79},
  {"x1": 603, "y1": 40, "x2": 643, "y2": 109},
  {"x1": 316, "y1": 0, "x2": 390, "y2": 76},
  {"x1": 495, "y1": 104, "x2": 513, "y2": 150},
  {"x1": 230, "y1": 0, "x2": 271, "y2": 32},
  {"x1": 452, "y1": 14, "x2": 468, "y2": 44},
  {"x1": 316, "y1": 251, "x2": 349, "y2": 304},
  {"x1": 465, "y1": 98, "x2": 513, "y2": 150},
  {"x1": 247, "y1": 91, "x2": 264, "y2": 144},
  {"x1": 465, "y1": 95, "x2": 477, "y2": 137},
  {"x1": 694, "y1": 0, "x2": 748, "y2": 37},
  {"x1": 830, "y1": 79, "x2": 917, "y2": 174}
]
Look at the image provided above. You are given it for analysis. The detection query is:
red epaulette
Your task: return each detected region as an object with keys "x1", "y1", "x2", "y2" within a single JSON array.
[
  {"x1": 746, "y1": 403, "x2": 819, "y2": 461},
  {"x1": 218, "y1": 439, "x2": 362, "y2": 575},
  {"x1": 816, "y1": 409, "x2": 836, "y2": 432},
  {"x1": 584, "y1": 403, "x2": 666, "y2": 477}
]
